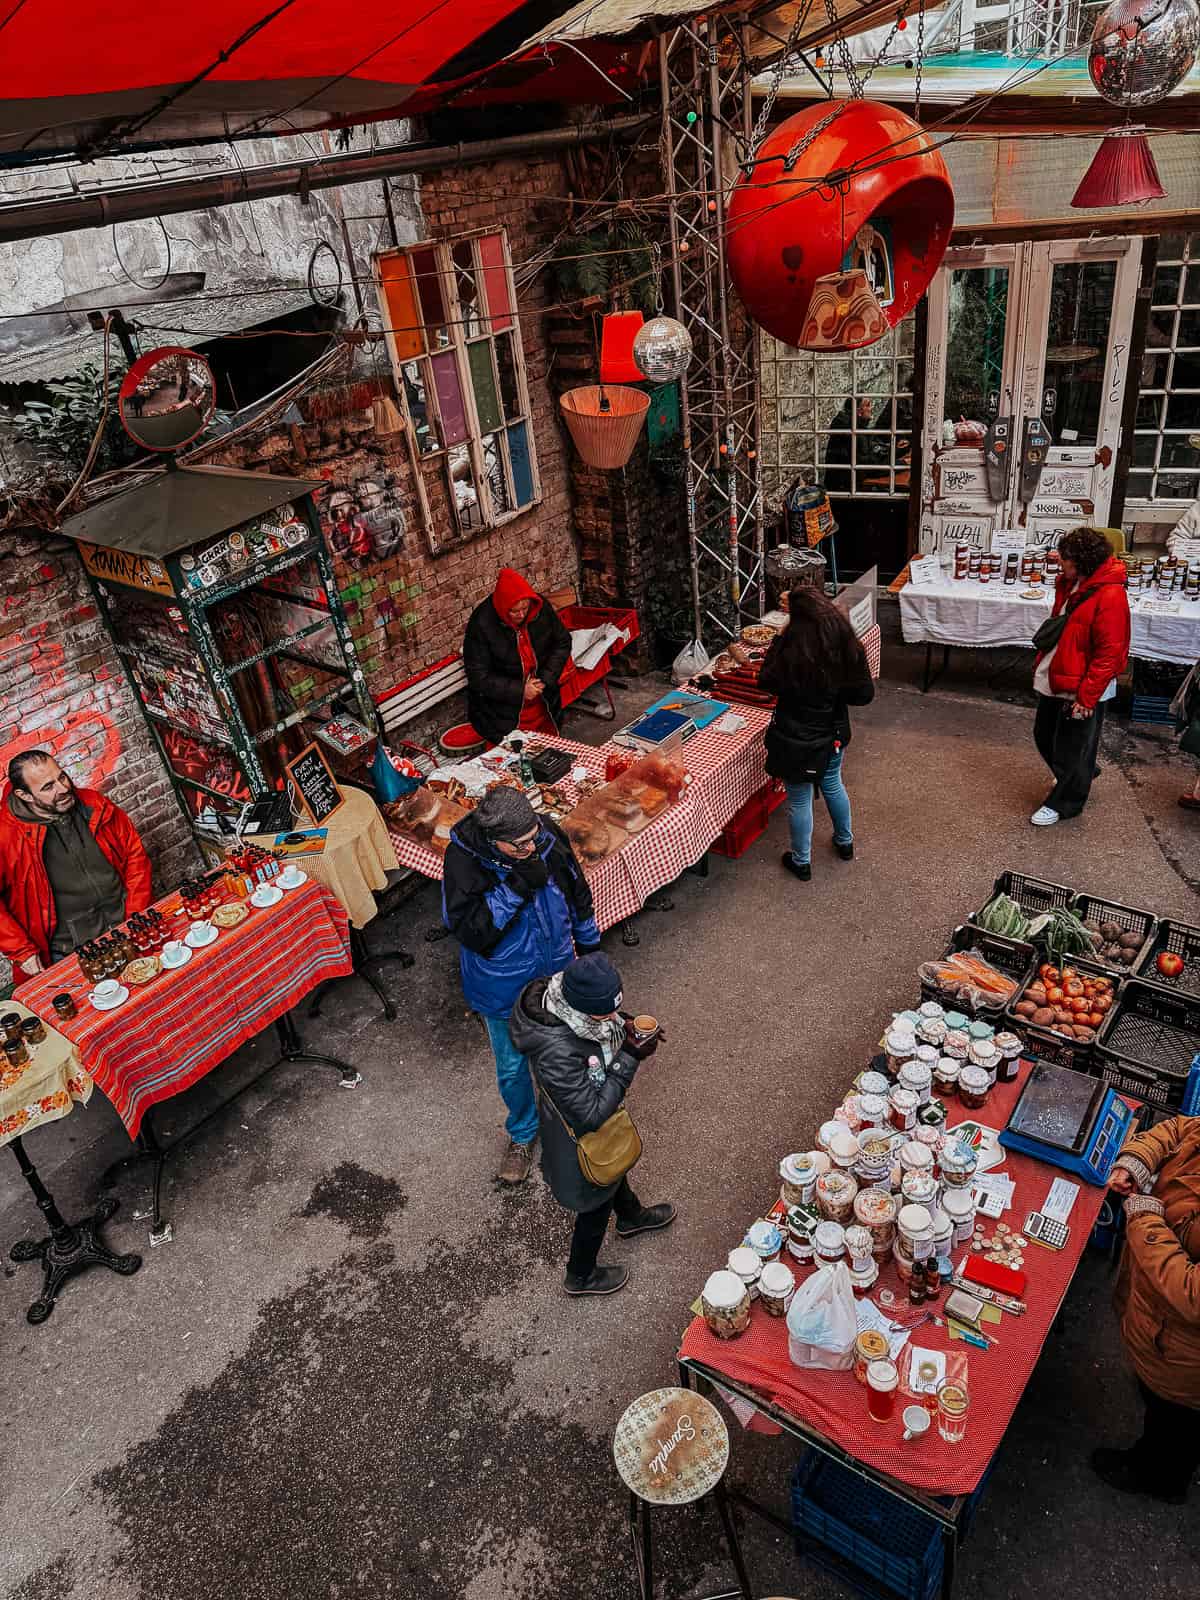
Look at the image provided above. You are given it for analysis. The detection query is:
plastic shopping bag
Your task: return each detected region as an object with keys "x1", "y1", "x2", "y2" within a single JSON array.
[
  {"x1": 786, "y1": 1262, "x2": 856, "y2": 1371},
  {"x1": 671, "y1": 637, "x2": 711, "y2": 685}
]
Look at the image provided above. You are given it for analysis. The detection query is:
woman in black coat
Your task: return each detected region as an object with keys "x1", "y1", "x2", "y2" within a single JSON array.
[
  {"x1": 758, "y1": 585, "x2": 875, "y2": 883},
  {"x1": 463, "y1": 567, "x2": 571, "y2": 745},
  {"x1": 508, "y1": 952, "x2": 674, "y2": 1297}
]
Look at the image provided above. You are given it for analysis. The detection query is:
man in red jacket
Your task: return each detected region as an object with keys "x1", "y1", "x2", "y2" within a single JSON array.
[
  {"x1": 0, "y1": 749, "x2": 152, "y2": 977},
  {"x1": 1030, "y1": 527, "x2": 1131, "y2": 826}
]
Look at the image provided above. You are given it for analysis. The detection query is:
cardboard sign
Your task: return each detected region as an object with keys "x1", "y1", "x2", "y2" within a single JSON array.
[
  {"x1": 907, "y1": 554, "x2": 942, "y2": 589},
  {"x1": 285, "y1": 742, "x2": 345, "y2": 826}
]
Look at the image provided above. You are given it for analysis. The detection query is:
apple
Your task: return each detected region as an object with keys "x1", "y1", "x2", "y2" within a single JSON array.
[{"x1": 1156, "y1": 951, "x2": 1185, "y2": 980}]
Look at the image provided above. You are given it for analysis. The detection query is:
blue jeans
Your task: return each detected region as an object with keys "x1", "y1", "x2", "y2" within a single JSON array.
[
  {"x1": 483, "y1": 1014, "x2": 539, "y2": 1146},
  {"x1": 785, "y1": 747, "x2": 852, "y2": 865}
]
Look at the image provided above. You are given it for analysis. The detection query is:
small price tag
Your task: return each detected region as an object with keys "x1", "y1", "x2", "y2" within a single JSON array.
[{"x1": 1042, "y1": 1177, "x2": 1080, "y2": 1222}]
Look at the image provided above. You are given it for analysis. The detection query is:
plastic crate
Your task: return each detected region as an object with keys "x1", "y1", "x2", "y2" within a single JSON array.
[
  {"x1": 791, "y1": 1453, "x2": 945, "y2": 1600},
  {"x1": 1072, "y1": 891, "x2": 1157, "y2": 977},
  {"x1": 709, "y1": 780, "x2": 786, "y2": 858},
  {"x1": 972, "y1": 870, "x2": 1075, "y2": 926},
  {"x1": 921, "y1": 925, "x2": 1036, "y2": 1020},
  {"x1": 1134, "y1": 918, "x2": 1200, "y2": 1000},
  {"x1": 1095, "y1": 981, "x2": 1200, "y2": 1109},
  {"x1": 1129, "y1": 695, "x2": 1176, "y2": 726},
  {"x1": 1005, "y1": 955, "x2": 1117, "y2": 1073}
]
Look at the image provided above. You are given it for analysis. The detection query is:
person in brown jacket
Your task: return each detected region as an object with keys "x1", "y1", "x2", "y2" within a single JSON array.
[{"x1": 1092, "y1": 1115, "x2": 1200, "y2": 1504}]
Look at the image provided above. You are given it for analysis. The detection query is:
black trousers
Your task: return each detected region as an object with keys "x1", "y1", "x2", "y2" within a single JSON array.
[
  {"x1": 567, "y1": 1177, "x2": 641, "y2": 1280},
  {"x1": 1130, "y1": 1380, "x2": 1200, "y2": 1495},
  {"x1": 1033, "y1": 695, "x2": 1106, "y2": 818}
]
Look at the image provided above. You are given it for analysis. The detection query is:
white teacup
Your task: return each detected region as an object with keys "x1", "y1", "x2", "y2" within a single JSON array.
[
  {"x1": 189, "y1": 920, "x2": 213, "y2": 940},
  {"x1": 92, "y1": 978, "x2": 121, "y2": 1004},
  {"x1": 163, "y1": 940, "x2": 185, "y2": 962},
  {"x1": 902, "y1": 1404, "x2": 932, "y2": 1442},
  {"x1": 280, "y1": 866, "x2": 303, "y2": 886}
]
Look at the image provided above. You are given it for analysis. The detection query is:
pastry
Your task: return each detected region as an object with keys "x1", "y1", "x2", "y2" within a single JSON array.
[
  {"x1": 123, "y1": 955, "x2": 161, "y2": 986},
  {"x1": 639, "y1": 785, "x2": 669, "y2": 818},
  {"x1": 212, "y1": 902, "x2": 249, "y2": 929}
]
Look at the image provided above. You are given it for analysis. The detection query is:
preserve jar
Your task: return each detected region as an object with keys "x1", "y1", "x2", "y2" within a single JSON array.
[
  {"x1": 813, "y1": 1220, "x2": 847, "y2": 1267},
  {"x1": 930, "y1": 1207, "x2": 954, "y2": 1260},
  {"x1": 849, "y1": 1260, "x2": 879, "y2": 1298},
  {"x1": 899, "y1": 1059, "x2": 933, "y2": 1106},
  {"x1": 918, "y1": 1000, "x2": 945, "y2": 1023},
  {"x1": 899, "y1": 1140, "x2": 934, "y2": 1181},
  {"x1": 943, "y1": 1029, "x2": 970, "y2": 1061},
  {"x1": 901, "y1": 1171, "x2": 939, "y2": 1211},
  {"x1": 727, "y1": 1246, "x2": 762, "y2": 1300},
  {"x1": 914, "y1": 1125, "x2": 942, "y2": 1167},
  {"x1": 780, "y1": 1152, "x2": 818, "y2": 1208},
  {"x1": 836, "y1": 1094, "x2": 864, "y2": 1132},
  {"x1": 817, "y1": 1120, "x2": 843, "y2": 1154},
  {"x1": 967, "y1": 1019, "x2": 994, "y2": 1042},
  {"x1": 844, "y1": 1225, "x2": 874, "y2": 1274},
  {"x1": 968, "y1": 1038, "x2": 1000, "y2": 1086},
  {"x1": 943, "y1": 1010, "x2": 968, "y2": 1032},
  {"x1": 702, "y1": 1270, "x2": 751, "y2": 1338},
  {"x1": 884, "y1": 1027, "x2": 917, "y2": 1077},
  {"x1": 941, "y1": 1187, "x2": 976, "y2": 1246},
  {"x1": 888, "y1": 1086, "x2": 919, "y2": 1133},
  {"x1": 897, "y1": 1203, "x2": 934, "y2": 1263},
  {"x1": 857, "y1": 1092, "x2": 888, "y2": 1129},
  {"x1": 854, "y1": 1328, "x2": 890, "y2": 1384},
  {"x1": 958, "y1": 1065, "x2": 991, "y2": 1111},
  {"x1": 855, "y1": 1069, "x2": 891, "y2": 1099},
  {"x1": 744, "y1": 1220, "x2": 783, "y2": 1264},
  {"x1": 853, "y1": 1187, "x2": 897, "y2": 1257},
  {"x1": 787, "y1": 1217, "x2": 815, "y2": 1265},
  {"x1": 809, "y1": 1150, "x2": 832, "y2": 1179},
  {"x1": 917, "y1": 1015, "x2": 948, "y2": 1048},
  {"x1": 759, "y1": 1260, "x2": 795, "y2": 1317},
  {"x1": 933, "y1": 1057, "x2": 961, "y2": 1099},
  {"x1": 829, "y1": 1129, "x2": 861, "y2": 1171},
  {"x1": 994, "y1": 1031, "x2": 1023, "y2": 1084},
  {"x1": 815, "y1": 1169, "x2": 858, "y2": 1224},
  {"x1": 939, "y1": 1139, "x2": 978, "y2": 1188}
]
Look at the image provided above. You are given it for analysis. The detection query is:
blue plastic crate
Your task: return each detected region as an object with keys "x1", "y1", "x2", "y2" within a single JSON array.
[{"x1": 1129, "y1": 694, "x2": 1176, "y2": 726}]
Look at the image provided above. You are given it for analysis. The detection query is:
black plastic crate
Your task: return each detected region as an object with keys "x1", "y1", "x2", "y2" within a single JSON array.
[
  {"x1": 1134, "y1": 918, "x2": 1200, "y2": 1000},
  {"x1": 1072, "y1": 891, "x2": 1157, "y2": 977},
  {"x1": 1005, "y1": 955, "x2": 1118, "y2": 1073},
  {"x1": 972, "y1": 871, "x2": 1075, "y2": 927},
  {"x1": 1095, "y1": 981, "x2": 1200, "y2": 1108},
  {"x1": 921, "y1": 925, "x2": 1036, "y2": 1020}
]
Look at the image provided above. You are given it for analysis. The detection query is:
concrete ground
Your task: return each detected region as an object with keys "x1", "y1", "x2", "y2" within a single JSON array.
[{"x1": 2, "y1": 600, "x2": 1197, "y2": 1600}]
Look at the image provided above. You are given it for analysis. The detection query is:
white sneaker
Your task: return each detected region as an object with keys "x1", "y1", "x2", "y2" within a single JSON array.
[{"x1": 1030, "y1": 806, "x2": 1060, "y2": 827}]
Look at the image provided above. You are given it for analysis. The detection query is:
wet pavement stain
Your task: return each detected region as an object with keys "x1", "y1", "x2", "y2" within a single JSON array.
[
  {"x1": 87, "y1": 1182, "x2": 714, "y2": 1600},
  {"x1": 7, "y1": 1557, "x2": 75, "y2": 1600},
  {"x1": 296, "y1": 1162, "x2": 407, "y2": 1240}
]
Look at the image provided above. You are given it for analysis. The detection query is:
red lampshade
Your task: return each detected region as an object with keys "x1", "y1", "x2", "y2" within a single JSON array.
[
  {"x1": 1071, "y1": 126, "x2": 1166, "y2": 208},
  {"x1": 726, "y1": 100, "x2": 954, "y2": 351},
  {"x1": 599, "y1": 311, "x2": 645, "y2": 384}
]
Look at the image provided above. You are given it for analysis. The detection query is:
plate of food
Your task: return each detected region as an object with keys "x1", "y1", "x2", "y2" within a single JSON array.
[
  {"x1": 739, "y1": 624, "x2": 778, "y2": 647},
  {"x1": 212, "y1": 902, "x2": 250, "y2": 929},
  {"x1": 123, "y1": 955, "x2": 161, "y2": 987}
]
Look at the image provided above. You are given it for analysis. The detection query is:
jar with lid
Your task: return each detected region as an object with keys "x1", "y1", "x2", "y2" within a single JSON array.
[
  {"x1": 817, "y1": 1119, "x2": 843, "y2": 1153},
  {"x1": 968, "y1": 1037, "x2": 1000, "y2": 1086},
  {"x1": 815, "y1": 1169, "x2": 858, "y2": 1224},
  {"x1": 901, "y1": 1170, "x2": 939, "y2": 1211},
  {"x1": 899, "y1": 1140, "x2": 935, "y2": 1180},
  {"x1": 939, "y1": 1138, "x2": 978, "y2": 1188},
  {"x1": 993, "y1": 1031, "x2": 1023, "y2": 1084},
  {"x1": 854, "y1": 1130, "x2": 893, "y2": 1189},
  {"x1": 837, "y1": 1094, "x2": 864, "y2": 1132},
  {"x1": 813, "y1": 1220, "x2": 846, "y2": 1267},
  {"x1": 914, "y1": 1125, "x2": 941, "y2": 1171},
  {"x1": 3, "y1": 1035, "x2": 28, "y2": 1069},
  {"x1": 898, "y1": 1059, "x2": 932, "y2": 1106},
  {"x1": 844, "y1": 1225, "x2": 874, "y2": 1274},
  {"x1": 941, "y1": 1187, "x2": 976, "y2": 1246},
  {"x1": 917, "y1": 1015, "x2": 948, "y2": 1048},
  {"x1": 744, "y1": 1220, "x2": 783, "y2": 1265},
  {"x1": 884, "y1": 1027, "x2": 917, "y2": 1077},
  {"x1": 787, "y1": 1214, "x2": 815, "y2": 1264},
  {"x1": 849, "y1": 1259, "x2": 879, "y2": 1298},
  {"x1": 780, "y1": 1153, "x2": 818, "y2": 1208},
  {"x1": 967, "y1": 1019, "x2": 994, "y2": 1042},
  {"x1": 702, "y1": 1270, "x2": 751, "y2": 1338},
  {"x1": 888, "y1": 1085, "x2": 919, "y2": 1132},
  {"x1": 857, "y1": 1092, "x2": 888, "y2": 1129},
  {"x1": 933, "y1": 1057, "x2": 960, "y2": 1099},
  {"x1": 809, "y1": 1150, "x2": 832, "y2": 1179},
  {"x1": 0, "y1": 1011, "x2": 23, "y2": 1045},
  {"x1": 855, "y1": 1069, "x2": 891, "y2": 1099},
  {"x1": 943, "y1": 1010, "x2": 968, "y2": 1032},
  {"x1": 943, "y1": 1028, "x2": 970, "y2": 1061},
  {"x1": 897, "y1": 1203, "x2": 934, "y2": 1263},
  {"x1": 759, "y1": 1261, "x2": 795, "y2": 1317},
  {"x1": 930, "y1": 1207, "x2": 954, "y2": 1259},
  {"x1": 20, "y1": 1014, "x2": 47, "y2": 1047},
  {"x1": 828, "y1": 1128, "x2": 860, "y2": 1171},
  {"x1": 958, "y1": 1064, "x2": 991, "y2": 1110},
  {"x1": 854, "y1": 1328, "x2": 890, "y2": 1384},
  {"x1": 853, "y1": 1188, "x2": 897, "y2": 1256},
  {"x1": 727, "y1": 1246, "x2": 761, "y2": 1300},
  {"x1": 918, "y1": 1001, "x2": 945, "y2": 1023}
]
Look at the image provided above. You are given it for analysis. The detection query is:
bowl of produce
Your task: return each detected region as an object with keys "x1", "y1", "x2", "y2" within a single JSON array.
[{"x1": 1010, "y1": 959, "x2": 1116, "y2": 1046}]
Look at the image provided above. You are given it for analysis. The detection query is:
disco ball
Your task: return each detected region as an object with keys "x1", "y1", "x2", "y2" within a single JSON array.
[
  {"x1": 632, "y1": 316, "x2": 693, "y2": 383},
  {"x1": 1088, "y1": 0, "x2": 1200, "y2": 107}
]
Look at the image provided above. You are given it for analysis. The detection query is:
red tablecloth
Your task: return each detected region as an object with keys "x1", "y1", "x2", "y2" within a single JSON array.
[
  {"x1": 678, "y1": 1065, "x2": 1109, "y2": 1496},
  {"x1": 387, "y1": 706, "x2": 774, "y2": 928},
  {"x1": 13, "y1": 881, "x2": 352, "y2": 1138}
]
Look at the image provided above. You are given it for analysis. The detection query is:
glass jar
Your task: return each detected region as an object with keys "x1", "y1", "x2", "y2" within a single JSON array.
[
  {"x1": 759, "y1": 1261, "x2": 795, "y2": 1317},
  {"x1": 844, "y1": 1225, "x2": 874, "y2": 1273},
  {"x1": 941, "y1": 1187, "x2": 976, "y2": 1246},
  {"x1": 837, "y1": 1094, "x2": 863, "y2": 1132},
  {"x1": 854, "y1": 1328, "x2": 890, "y2": 1384},
  {"x1": 930, "y1": 1208, "x2": 954, "y2": 1260},
  {"x1": 943, "y1": 1029, "x2": 970, "y2": 1061},
  {"x1": 917, "y1": 1016, "x2": 948, "y2": 1048},
  {"x1": 914, "y1": 1125, "x2": 941, "y2": 1168},
  {"x1": 815, "y1": 1169, "x2": 858, "y2": 1225},
  {"x1": 855, "y1": 1069, "x2": 891, "y2": 1099},
  {"x1": 899, "y1": 1059, "x2": 933, "y2": 1106},
  {"x1": 829, "y1": 1129, "x2": 860, "y2": 1171},
  {"x1": 744, "y1": 1220, "x2": 783, "y2": 1265},
  {"x1": 1, "y1": 1011, "x2": 24, "y2": 1044},
  {"x1": 727, "y1": 1246, "x2": 762, "y2": 1300},
  {"x1": 918, "y1": 1000, "x2": 945, "y2": 1023},
  {"x1": 933, "y1": 1057, "x2": 961, "y2": 1099},
  {"x1": 813, "y1": 1220, "x2": 846, "y2": 1267},
  {"x1": 850, "y1": 1259, "x2": 879, "y2": 1298},
  {"x1": 857, "y1": 1092, "x2": 888, "y2": 1129},
  {"x1": 967, "y1": 1019, "x2": 994, "y2": 1042},
  {"x1": 888, "y1": 1085, "x2": 919, "y2": 1132},
  {"x1": 809, "y1": 1150, "x2": 832, "y2": 1179},
  {"x1": 994, "y1": 1031, "x2": 1023, "y2": 1084},
  {"x1": 884, "y1": 1027, "x2": 917, "y2": 1077},
  {"x1": 702, "y1": 1270, "x2": 751, "y2": 1339},
  {"x1": 20, "y1": 1015, "x2": 46, "y2": 1046},
  {"x1": 52, "y1": 993, "x2": 77, "y2": 1021},
  {"x1": 817, "y1": 1120, "x2": 843, "y2": 1154},
  {"x1": 853, "y1": 1187, "x2": 897, "y2": 1256},
  {"x1": 899, "y1": 1140, "x2": 935, "y2": 1179},
  {"x1": 943, "y1": 1010, "x2": 968, "y2": 1032},
  {"x1": 939, "y1": 1139, "x2": 978, "y2": 1188},
  {"x1": 897, "y1": 1203, "x2": 934, "y2": 1263},
  {"x1": 787, "y1": 1217, "x2": 815, "y2": 1264},
  {"x1": 779, "y1": 1153, "x2": 818, "y2": 1208},
  {"x1": 968, "y1": 1038, "x2": 1000, "y2": 1086},
  {"x1": 901, "y1": 1171, "x2": 939, "y2": 1211},
  {"x1": 3, "y1": 1036, "x2": 28, "y2": 1068},
  {"x1": 958, "y1": 1065, "x2": 991, "y2": 1111}
]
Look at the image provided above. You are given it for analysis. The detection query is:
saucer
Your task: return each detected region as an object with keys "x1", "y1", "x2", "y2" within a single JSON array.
[
  {"x1": 278, "y1": 869, "x2": 307, "y2": 890},
  {"x1": 250, "y1": 885, "x2": 283, "y2": 908},
  {"x1": 90, "y1": 985, "x2": 130, "y2": 1012},
  {"x1": 160, "y1": 946, "x2": 192, "y2": 969},
  {"x1": 185, "y1": 924, "x2": 219, "y2": 949}
]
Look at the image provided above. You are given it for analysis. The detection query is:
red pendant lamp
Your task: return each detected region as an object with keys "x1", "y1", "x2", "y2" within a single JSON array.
[{"x1": 1071, "y1": 124, "x2": 1166, "y2": 207}]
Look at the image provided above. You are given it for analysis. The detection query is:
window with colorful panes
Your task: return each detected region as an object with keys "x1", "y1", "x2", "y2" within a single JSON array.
[{"x1": 374, "y1": 231, "x2": 539, "y2": 551}]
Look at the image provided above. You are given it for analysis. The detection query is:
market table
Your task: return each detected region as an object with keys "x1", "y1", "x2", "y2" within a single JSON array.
[
  {"x1": 1, "y1": 999, "x2": 143, "y2": 1322},
  {"x1": 900, "y1": 575, "x2": 1200, "y2": 689},
  {"x1": 387, "y1": 707, "x2": 774, "y2": 932},
  {"x1": 14, "y1": 879, "x2": 355, "y2": 1243},
  {"x1": 677, "y1": 1063, "x2": 1111, "y2": 1598}
]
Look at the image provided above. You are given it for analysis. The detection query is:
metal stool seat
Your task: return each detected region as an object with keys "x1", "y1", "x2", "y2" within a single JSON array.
[
  {"x1": 614, "y1": 1386, "x2": 755, "y2": 1599},
  {"x1": 438, "y1": 721, "x2": 487, "y2": 756}
]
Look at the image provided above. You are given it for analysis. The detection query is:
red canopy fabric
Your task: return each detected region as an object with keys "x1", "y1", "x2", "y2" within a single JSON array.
[{"x1": 0, "y1": 0, "x2": 580, "y2": 160}]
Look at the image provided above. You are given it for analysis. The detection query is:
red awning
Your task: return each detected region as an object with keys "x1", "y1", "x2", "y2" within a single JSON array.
[{"x1": 0, "y1": 1, "x2": 581, "y2": 161}]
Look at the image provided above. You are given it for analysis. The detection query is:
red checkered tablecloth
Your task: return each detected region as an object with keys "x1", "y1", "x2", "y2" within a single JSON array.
[
  {"x1": 387, "y1": 706, "x2": 774, "y2": 928},
  {"x1": 678, "y1": 1064, "x2": 1109, "y2": 1495},
  {"x1": 13, "y1": 881, "x2": 352, "y2": 1138}
]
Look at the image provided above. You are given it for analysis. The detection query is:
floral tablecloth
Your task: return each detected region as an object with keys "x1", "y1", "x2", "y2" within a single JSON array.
[{"x1": 0, "y1": 1000, "x2": 91, "y2": 1148}]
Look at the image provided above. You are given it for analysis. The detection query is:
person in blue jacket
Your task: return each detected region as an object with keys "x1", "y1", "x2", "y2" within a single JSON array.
[{"x1": 442, "y1": 785, "x2": 601, "y2": 1186}]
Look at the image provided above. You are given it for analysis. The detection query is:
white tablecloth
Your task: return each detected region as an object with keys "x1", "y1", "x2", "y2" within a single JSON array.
[{"x1": 899, "y1": 577, "x2": 1200, "y2": 666}]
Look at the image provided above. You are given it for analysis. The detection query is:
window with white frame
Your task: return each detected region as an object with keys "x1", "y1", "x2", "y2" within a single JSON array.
[
  {"x1": 758, "y1": 317, "x2": 915, "y2": 507},
  {"x1": 374, "y1": 230, "x2": 539, "y2": 553},
  {"x1": 1128, "y1": 232, "x2": 1200, "y2": 512}
]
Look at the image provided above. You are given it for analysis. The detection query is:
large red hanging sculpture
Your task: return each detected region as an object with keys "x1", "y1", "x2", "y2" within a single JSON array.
[{"x1": 726, "y1": 101, "x2": 955, "y2": 352}]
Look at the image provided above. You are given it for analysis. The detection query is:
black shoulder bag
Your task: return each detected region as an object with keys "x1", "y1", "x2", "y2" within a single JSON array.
[{"x1": 1031, "y1": 583, "x2": 1101, "y2": 655}]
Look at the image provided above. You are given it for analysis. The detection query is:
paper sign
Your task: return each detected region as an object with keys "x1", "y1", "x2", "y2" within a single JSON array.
[
  {"x1": 1042, "y1": 1177, "x2": 1080, "y2": 1222},
  {"x1": 848, "y1": 594, "x2": 874, "y2": 635},
  {"x1": 907, "y1": 554, "x2": 943, "y2": 589},
  {"x1": 991, "y1": 529, "x2": 1026, "y2": 557}
]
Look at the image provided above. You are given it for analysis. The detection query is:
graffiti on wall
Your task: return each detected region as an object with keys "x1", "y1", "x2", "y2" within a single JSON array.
[
  {"x1": 0, "y1": 620, "x2": 123, "y2": 789},
  {"x1": 322, "y1": 472, "x2": 407, "y2": 566}
]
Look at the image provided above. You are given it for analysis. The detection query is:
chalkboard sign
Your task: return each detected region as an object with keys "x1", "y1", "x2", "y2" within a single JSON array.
[{"x1": 285, "y1": 742, "x2": 345, "y2": 826}]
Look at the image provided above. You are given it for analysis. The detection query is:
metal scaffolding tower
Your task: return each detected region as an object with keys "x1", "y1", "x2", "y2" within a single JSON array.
[{"x1": 659, "y1": 16, "x2": 765, "y2": 642}]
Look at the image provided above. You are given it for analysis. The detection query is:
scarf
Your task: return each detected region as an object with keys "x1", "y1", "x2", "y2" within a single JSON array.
[{"x1": 544, "y1": 970, "x2": 626, "y2": 1069}]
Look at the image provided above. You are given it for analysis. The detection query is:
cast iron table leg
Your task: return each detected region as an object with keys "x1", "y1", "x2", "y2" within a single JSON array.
[
  {"x1": 275, "y1": 1011, "x2": 361, "y2": 1085},
  {"x1": 308, "y1": 926, "x2": 412, "y2": 1022},
  {"x1": 713, "y1": 1479, "x2": 756, "y2": 1599},
  {"x1": 8, "y1": 1136, "x2": 142, "y2": 1325},
  {"x1": 630, "y1": 1492, "x2": 653, "y2": 1600},
  {"x1": 922, "y1": 643, "x2": 951, "y2": 693}
]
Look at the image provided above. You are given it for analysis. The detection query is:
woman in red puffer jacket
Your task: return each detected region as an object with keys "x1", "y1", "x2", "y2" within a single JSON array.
[{"x1": 1030, "y1": 527, "x2": 1130, "y2": 826}]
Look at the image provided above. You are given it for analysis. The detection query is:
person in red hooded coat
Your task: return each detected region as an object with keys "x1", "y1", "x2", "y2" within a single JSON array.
[
  {"x1": 463, "y1": 568, "x2": 571, "y2": 746},
  {"x1": 1029, "y1": 527, "x2": 1130, "y2": 826}
]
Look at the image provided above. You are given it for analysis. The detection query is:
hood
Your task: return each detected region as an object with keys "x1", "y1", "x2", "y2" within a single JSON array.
[
  {"x1": 4, "y1": 785, "x2": 96, "y2": 830},
  {"x1": 508, "y1": 977, "x2": 564, "y2": 1055},
  {"x1": 491, "y1": 567, "x2": 543, "y2": 627}
]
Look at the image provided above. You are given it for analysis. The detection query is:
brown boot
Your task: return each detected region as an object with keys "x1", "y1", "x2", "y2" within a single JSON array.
[{"x1": 497, "y1": 1139, "x2": 534, "y2": 1186}]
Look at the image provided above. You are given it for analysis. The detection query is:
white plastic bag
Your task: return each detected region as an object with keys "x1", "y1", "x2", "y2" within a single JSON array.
[
  {"x1": 786, "y1": 1261, "x2": 857, "y2": 1370},
  {"x1": 671, "y1": 637, "x2": 710, "y2": 685}
]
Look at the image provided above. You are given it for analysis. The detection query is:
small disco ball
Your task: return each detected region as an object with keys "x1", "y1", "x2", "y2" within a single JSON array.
[
  {"x1": 632, "y1": 316, "x2": 693, "y2": 383},
  {"x1": 1088, "y1": 0, "x2": 1200, "y2": 107}
]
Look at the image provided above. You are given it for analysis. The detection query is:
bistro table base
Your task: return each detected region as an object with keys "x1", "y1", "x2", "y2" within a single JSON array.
[
  {"x1": 307, "y1": 925, "x2": 413, "y2": 1024},
  {"x1": 102, "y1": 1010, "x2": 359, "y2": 1245},
  {"x1": 8, "y1": 1136, "x2": 142, "y2": 1325}
]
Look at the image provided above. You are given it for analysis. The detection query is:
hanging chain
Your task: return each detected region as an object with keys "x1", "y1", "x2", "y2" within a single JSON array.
[
  {"x1": 914, "y1": 0, "x2": 926, "y2": 124},
  {"x1": 821, "y1": 0, "x2": 864, "y2": 97},
  {"x1": 746, "y1": 0, "x2": 814, "y2": 159}
]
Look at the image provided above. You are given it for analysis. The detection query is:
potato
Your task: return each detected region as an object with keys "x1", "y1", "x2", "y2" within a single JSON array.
[
  {"x1": 1119, "y1": 931, "x2": 1142, "y2": 949},
  {"x1": 1032, "y1": 1006, "x2": 1056, "y2": 1026},
  {"x1": 1101, "y1": 921, "x2": 1122, "y2": 941},
  {"x1": 1027, "y1": 984, "x2": 1047, "y2": 1005},
  {"x1": 1016, "y1": 1000, "x2": 1037, "y2": 1019}
]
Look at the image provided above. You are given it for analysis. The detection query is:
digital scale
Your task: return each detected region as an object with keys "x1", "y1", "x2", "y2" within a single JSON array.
[{"x1": 998, "y1": 1060, "x2": 1135, "y2": 1185}]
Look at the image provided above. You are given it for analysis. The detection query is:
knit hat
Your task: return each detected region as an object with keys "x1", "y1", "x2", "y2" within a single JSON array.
[
  {"x1": 475, "y1": 785, "x2": 538, "y2": 843},
  {"x1": 561, "y1": 952, "x2": 623, "y2": 1016}
]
